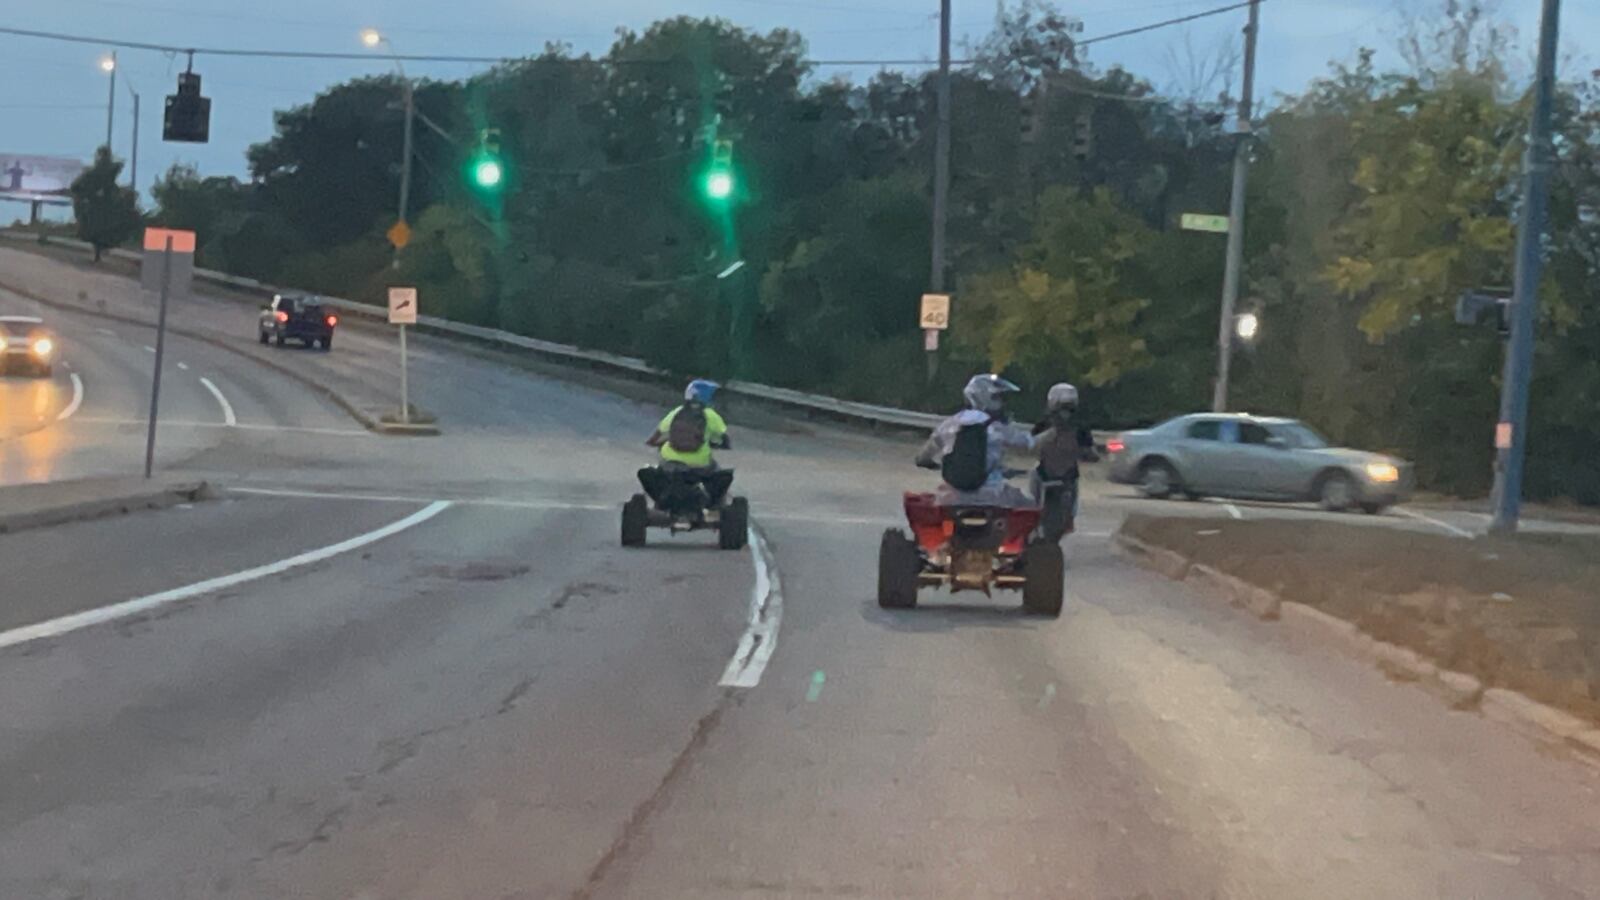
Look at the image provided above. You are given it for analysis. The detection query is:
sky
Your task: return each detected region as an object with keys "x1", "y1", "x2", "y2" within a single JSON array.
[{"x1": 1, "y1": 0, "x2": 1595, "y2": 202}]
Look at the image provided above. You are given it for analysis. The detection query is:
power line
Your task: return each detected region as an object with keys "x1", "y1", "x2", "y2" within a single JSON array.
[
  {"x1": 1078, "y1": 0, "x2": 1261, "y2": 49},
  {"x1": 0, "y1": 4, "x2": 1260, "y2": 70}
]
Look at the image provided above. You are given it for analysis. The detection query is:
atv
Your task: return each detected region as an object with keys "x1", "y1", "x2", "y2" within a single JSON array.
[
  {"x1": 877, "y1": 490, "x2": 1064, "y2": 617},
  {"x1": 621, "y1": 465, "x2": 749, "y2": 551}
]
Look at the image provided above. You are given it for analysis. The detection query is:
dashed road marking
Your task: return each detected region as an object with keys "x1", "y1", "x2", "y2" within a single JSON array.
[
  {"x1": 199, "y1": 376, "x2": 237, "y2": 427},
  {"x1": 57, "y1": 372, "x2": 84, "y2": 421}
]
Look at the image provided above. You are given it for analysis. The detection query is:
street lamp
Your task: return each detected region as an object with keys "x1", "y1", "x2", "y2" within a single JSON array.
[
  {"x1": 362, "y1": 29, "x2": 415, "y2": 271},
  {"x1": 100, "y1": 52, "x2": 117, "y2": 151}
]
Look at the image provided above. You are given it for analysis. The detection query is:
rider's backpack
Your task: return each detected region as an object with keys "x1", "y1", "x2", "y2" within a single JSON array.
[
  {"x1": 941, "y1": 418, "x2": 991, "y2": 492},
  {"x1": 667, "y1": 404, "x2": 709, "y2": 454}
]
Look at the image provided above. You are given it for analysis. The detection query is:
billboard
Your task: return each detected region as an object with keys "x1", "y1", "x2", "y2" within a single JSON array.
[{"x1": 0, "y1": 154, "x2": 86, "y2": 200}]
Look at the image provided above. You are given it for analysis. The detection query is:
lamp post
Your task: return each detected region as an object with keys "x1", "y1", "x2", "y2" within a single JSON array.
[
  {"x1": 362, "y1": 29, "x2": 414, "y2": 272},
  {"x1": 100, "y1": 52, "x2": 117, "y2": 151}
]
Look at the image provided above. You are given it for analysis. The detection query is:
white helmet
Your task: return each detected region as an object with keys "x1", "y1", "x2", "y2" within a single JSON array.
[
  {"x1": 1047, "y1": 383, "x2": 1079, "y2": 412},
  {"x1": 963, "y1": 374, "x2": 1021, "y2": 416}
]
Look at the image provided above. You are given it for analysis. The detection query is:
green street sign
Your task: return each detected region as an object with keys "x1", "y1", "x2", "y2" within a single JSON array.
[{"x1": 1181, "y1": 213, "x2": 1231, "y2": 234}]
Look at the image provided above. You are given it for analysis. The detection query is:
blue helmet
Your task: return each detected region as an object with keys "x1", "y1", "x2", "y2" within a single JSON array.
[{"x1": 685, "y1": 378, "x2": 720, "y2": 406}]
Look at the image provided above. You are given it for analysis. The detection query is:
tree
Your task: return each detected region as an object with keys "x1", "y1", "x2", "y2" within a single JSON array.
[
  {"x1": 150, "y1": 162, "x2": 251, "y2": 266},
  {"x1": 955, "y1": 188, "x2": 1153, "y2": 392},
  {"x1": 70, "y1": 147, "x2": 141, "y2": 262}
]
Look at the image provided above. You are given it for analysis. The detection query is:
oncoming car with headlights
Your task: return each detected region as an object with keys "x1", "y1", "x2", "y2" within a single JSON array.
[
  {"x1": 0, "y1": 316, "x2": 58, "y2": 377},
  {"x1": 1107, "y1": 413, "x2": 1412, "y2": 514}
]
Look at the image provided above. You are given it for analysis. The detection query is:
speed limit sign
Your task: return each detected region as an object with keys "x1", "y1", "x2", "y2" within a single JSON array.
[{"x1": 920, "y1": 293, "x2": 950, "y2": 330}]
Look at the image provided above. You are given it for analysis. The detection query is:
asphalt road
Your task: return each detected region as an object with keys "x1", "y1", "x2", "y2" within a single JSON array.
[{"x1": 1, "y1": 248, "x2": 1597, "y2": 898}]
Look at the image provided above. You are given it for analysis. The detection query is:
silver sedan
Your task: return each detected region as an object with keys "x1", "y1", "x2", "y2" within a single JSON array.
[{"x1": 1107, "y1": 413, "x2": 1411, "y2": 514}]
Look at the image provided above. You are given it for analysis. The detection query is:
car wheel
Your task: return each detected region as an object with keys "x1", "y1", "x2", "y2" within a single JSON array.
[
  {"x1": 259, "y1": 331, "x2": 269, "y2": 345},
  {"x1": 719, "y1": 497, "x2": 749, "y2": 550},
  {"x1": 1021, "y1": 541, "x2": 1065, "y2": 618},
  {"x1": 877, "y1": 529, "x2": 920, "y2": 609},
  {"x1": 621, "y1": 494, "x2": 648, "y2": 547},
  {"x1": 1138, "y1": 459, "x2": 1180, "y2": 500},
  {"x1": 321, "y1": 336, "x2": 334, "y2": 352},
  {"x1": 274, "y1": 333, "x2": 286, "y2": 347},
  {"x1": 1318, "y1": 471, "x2": 1357, "y2": 512},
  {"x1": 1361, "y1": 502, "x2": 1389, "y2": 516}
]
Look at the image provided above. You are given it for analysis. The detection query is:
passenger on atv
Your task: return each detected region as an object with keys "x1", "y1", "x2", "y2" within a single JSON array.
[
  {"x1": 639, "y1": 378, "x2": 733, "y2": 519},
  {"x1": 914, "y1": 373, "x2": 1037, "y2": 507},
  {"x1": 1030, "y1": 382, "x2": 1099, "y2": 542}
]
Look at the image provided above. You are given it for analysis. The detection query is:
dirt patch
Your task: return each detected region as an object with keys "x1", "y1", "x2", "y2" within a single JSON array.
[{"x1": 1122, "y1": 514, "x2": 1600, "y2": 721}]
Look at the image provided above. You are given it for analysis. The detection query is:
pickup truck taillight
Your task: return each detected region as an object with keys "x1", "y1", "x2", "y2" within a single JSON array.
[
  {"x1": 274, "y1": 311, "x2": 289, "y2": 323},
  {"x1": 326, "y1": 315, "x2": 338, "y2": 327}
]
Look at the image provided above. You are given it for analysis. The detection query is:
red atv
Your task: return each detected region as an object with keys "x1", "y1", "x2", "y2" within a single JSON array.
[{"x1": 877, "y1": 491, "x2": 1065, "y2": 617}]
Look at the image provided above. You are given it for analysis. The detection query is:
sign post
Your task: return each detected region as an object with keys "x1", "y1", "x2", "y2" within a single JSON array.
[
  {"x1": 920, "y1": 293, "x2": 950, "y2": 381},
  {"x1": 140, "y1": 228, "x2": 195, "y2": 478},
  {"x1": 388, "y1": 286, "x2": 418, "y2": 425}
]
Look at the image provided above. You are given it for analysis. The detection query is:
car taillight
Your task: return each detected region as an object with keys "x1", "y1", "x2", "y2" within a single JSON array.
[
  {"x1": 1107, "y1": 437, "x2": 1126, "y2": 454},
  {"x1": 275, "y1": 311, "x2": 289, "y2": 323},
  {"x1": 326, "y1": 315, "x2": 338, "y2": 326}
]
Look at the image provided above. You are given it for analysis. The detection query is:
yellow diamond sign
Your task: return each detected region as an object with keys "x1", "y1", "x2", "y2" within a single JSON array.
[{"x1": 386, "y1": 220, "x2": 412, "y2": 250}]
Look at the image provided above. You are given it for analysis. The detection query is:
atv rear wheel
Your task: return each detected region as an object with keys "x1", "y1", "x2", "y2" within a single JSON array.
[
  {"x1": 1021, "y1": 541, "x2": 1065, "y2": 618},
  {"x1": 877, "y1": 529, "x2": 920, "y2": 609},
  {"x1": 621, "y1": 494, "x2": 649, "y2": 547},
  {"x1": 719, "y1": 497, "x2": 749, "y2": 550}
]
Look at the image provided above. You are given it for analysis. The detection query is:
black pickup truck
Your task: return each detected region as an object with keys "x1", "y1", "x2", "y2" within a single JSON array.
[{"x1": 259, "y1": 294, "x2": 337, "y2": 350}]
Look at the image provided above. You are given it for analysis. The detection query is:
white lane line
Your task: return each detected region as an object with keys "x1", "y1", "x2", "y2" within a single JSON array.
[
  {"x1": 95, "y1": 327, "x2": 116, "y2": 337},
  {"x1": 1223, "y1": 502, "x2": 1243, "y2": 520},
  {"x1": 57, "y1": 372, "x2": 84, "y2": 421},
  {"x1": 228, "y1": 485, "x2": 612, "y2": 511},
  {"x1": 177, "y1": 361, "x2": 189, "y2": 371},
  {"x1": 199, "y1": 376, "x2": 237, "y2": 427},
  {"x1": 142, "y1": 345, "x2": 156, "y2": 353},
  {"x1": 0, "y1": 501, "x2": 452, "y2": 652},
  {"x1": 719, "y1": 525, "x2": 783, "y2": 689},
  {"x1": 1397, "y1": 507, "x2": 1477, "y2": 539}
]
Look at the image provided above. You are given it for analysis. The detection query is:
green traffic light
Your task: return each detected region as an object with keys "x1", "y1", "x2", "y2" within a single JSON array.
[
  {"x1": 705, "y1": 170, "x2": 734, "y2": 200},
  {"x1": 473, "y1": 159, "x2": 504, "y2": 189}
]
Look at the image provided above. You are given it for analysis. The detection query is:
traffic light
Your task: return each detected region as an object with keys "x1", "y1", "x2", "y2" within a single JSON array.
[
  {"x1": 702, "y1": 139, "x2": 736, "y2": 203},
  {"x1": 1072, "y1": 109, "x2": 1093, "y2": 161},
  {"x1": 469, "y1": 128, "x2": 505, "y2": 193},
  {"x1": 163, "y1": 71, "x2": 211, "y2": 144}
]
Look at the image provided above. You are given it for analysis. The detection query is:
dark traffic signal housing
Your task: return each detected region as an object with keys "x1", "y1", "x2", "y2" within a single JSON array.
[{"x1": 163, "y1": 71, "x2": 211, "y2": 144}]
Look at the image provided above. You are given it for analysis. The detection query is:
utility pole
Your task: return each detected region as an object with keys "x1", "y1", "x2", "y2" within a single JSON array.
[
  {"x1": 1210, "y1": 0, "x2": 1260, "y2": 412},
  {"x1": 128, "y1": 88, "x2": 140, "y2": 190},
  {"x1": 1489, "y1": 0, "x2": 1563, "y2": 535},
  {"x1": 926, "y1": 0, "x2": 952, "y2": 383}
]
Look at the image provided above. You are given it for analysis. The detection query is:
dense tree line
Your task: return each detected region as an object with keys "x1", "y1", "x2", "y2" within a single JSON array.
[{"x1": 130, "y1": 2, "x2": 1599, "y2": 501}]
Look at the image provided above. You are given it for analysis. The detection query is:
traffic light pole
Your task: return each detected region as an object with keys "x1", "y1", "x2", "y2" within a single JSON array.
[
  {"x1": 394, "y1": 76, "x2": 414, "y2": 271},
  {"x1": 1211, "y1": 0, "x2": 1259, "y2": 412},
  {"x1": 926, "y1": 0, "x2": 952, "y2": 384},
  {"x1": 1489, "y1": 0, "x2": 1562, "y2": 535}
]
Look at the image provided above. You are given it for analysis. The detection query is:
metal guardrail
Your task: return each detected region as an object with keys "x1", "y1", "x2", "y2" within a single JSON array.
[{"x1": 1, "y1": 230, "x2": 946, "y2": 432}]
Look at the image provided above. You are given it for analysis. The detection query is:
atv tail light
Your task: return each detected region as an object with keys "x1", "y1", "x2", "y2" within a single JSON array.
[
  {"x1": 275, "y1": 311, "x2": 289, "y2": 323},
  {"x1": 326, "y1": 315, "x2": 338, "y2": 327},
  {"x1": 1107, "y1": 437, "x2": 1125, "y2": 453}
]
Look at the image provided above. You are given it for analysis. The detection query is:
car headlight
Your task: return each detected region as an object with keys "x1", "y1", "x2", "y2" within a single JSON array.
[
  {"x1": 0, "y1": 336, "x2": 7, "y2": 351},
  {"x1": 30, "y1": 337, "x2": 53, "y2": 358},
  {"x1": 1365, "y1": 462, "x2": 1400, "y2": 483}
]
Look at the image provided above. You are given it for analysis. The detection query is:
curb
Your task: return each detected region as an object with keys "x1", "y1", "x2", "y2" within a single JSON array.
[
  {"x1": 0, "y1": 481, "x2": 214, "y2": 536},
  {"x1": 1114, "y1": 526, "x2": 1600, "y2": 770},
  {"x1": 0, "y1": 276, "x2": 421, "y2": 436}
]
